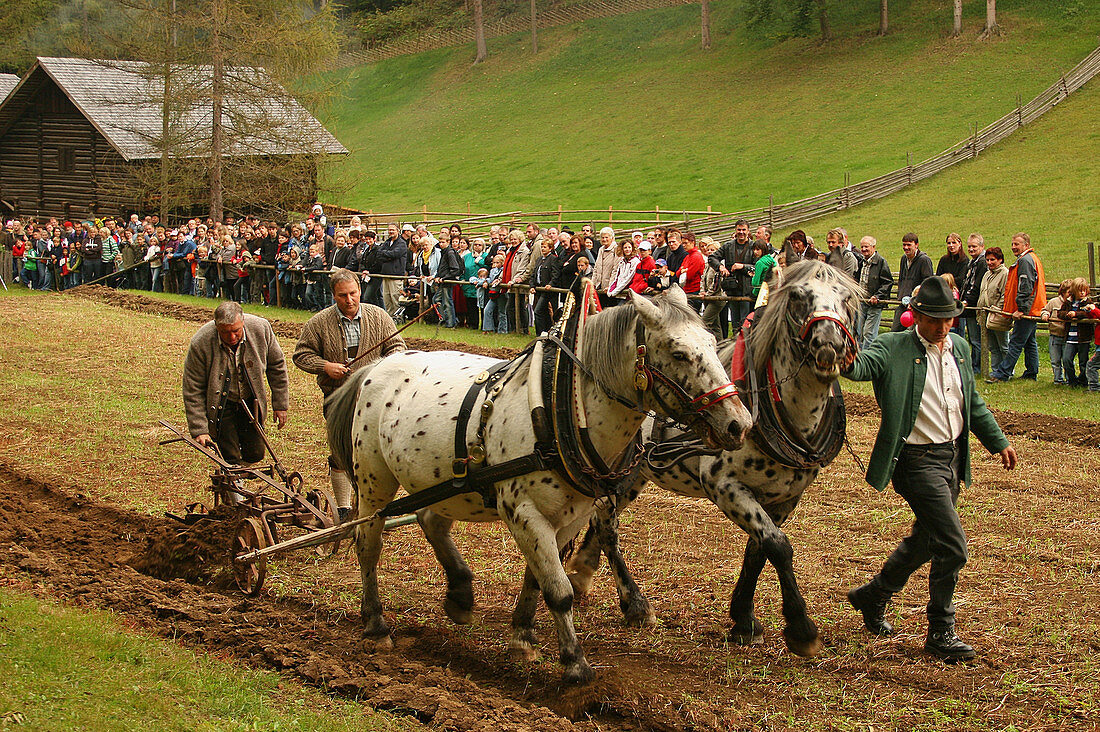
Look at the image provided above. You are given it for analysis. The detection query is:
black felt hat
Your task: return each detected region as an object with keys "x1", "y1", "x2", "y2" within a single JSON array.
[{"x1": 911, "y1": 276, "x2": 965, "y2": 319}]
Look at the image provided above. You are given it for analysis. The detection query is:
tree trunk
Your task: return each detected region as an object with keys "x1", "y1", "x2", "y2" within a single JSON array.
[
  {"x1": 951, "y1": 0, "x2": 962, "y2": 37},
  {"x1": 980, "y1": 0, "x2": 1001, "y2": 39},
  {"x1": 878, "y1": 0, "x2": 888, "y2": 36},
  {"x1": 817, "y1": 0, "x2": 830, "y2": 42},
  {"x1": 473, "y1": 0, "x2": 486, "y2": 63},
  {"x1": 701, "y1": 0, "x2": 711, "y2": 50},
  {"x1": 530, "y1": 0, "x2": 538, "y2": 54},
  {"x1": 209, "y1": 0, "x2": 225, "y2": 222}
]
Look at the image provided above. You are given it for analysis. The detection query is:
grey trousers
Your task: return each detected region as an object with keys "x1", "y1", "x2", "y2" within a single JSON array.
[{"x1": 874, "y1": 440, "x2": 967, "y2": 629}]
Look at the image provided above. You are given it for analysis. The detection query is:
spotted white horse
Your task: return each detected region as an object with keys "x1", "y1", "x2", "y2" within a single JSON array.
[
  {"x1": 568, "y1": 261, "x2": 862, "y2": 657},
  {"x1": 326, "y1": 286, "x2": 753, "y2": 683}
]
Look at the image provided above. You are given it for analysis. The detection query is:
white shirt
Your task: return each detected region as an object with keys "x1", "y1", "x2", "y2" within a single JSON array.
[{"x1": 907, "y1": 332, "x2": 964, "y2": 445}]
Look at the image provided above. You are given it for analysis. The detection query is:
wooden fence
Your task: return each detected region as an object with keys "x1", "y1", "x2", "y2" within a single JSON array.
[
  {"x1": 682, "y1": 43, "x2": 1100, "y2": 242},
  {"x1": 332, "y1": 0, "x2": 694, "y2": 69}
]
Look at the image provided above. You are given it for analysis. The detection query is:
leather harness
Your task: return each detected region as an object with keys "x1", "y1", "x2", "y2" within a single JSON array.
[{"x1": 378, "y1": 280, "x2": 739, "y2": 518}]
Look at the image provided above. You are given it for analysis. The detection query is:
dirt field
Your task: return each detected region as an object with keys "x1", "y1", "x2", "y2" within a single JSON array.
[{"x1": 1, "y1": 290, "x2": 1098, "y2": 731}]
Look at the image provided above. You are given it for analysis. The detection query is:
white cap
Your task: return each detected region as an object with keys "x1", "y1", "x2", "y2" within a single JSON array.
[{"x1": 639, "y1": 241, "x2": 652, "y2": 250}]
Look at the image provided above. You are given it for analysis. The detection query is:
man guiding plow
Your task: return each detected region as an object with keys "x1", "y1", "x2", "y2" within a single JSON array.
[{"x1": 293, "y1": 268, "x2": 406, "y2": 523}]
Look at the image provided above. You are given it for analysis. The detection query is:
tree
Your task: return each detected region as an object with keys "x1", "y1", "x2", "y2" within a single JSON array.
[
  {"x1": 878, "y1": 0, "x2": 888, "y2": 36},
  {"x1": 530, "y1": 0, "x2": 538, "y2": 54},
  {"x1": 701, "y1": 0, "x2": 711, "y2": 50},
  {"x1": 96, "y1": 0, "x2": 341, "y2": 220},
  {"x1": 979, "y1": 0, "x2": 1001, "y2": 39},
  {"x1": 817, "y1": 0, "x2": 830, "y2": 42},
  {"x1": 951, "y1": 0, "x2": 962, "y2": 37},
  {"x1": 472, "y1": 0, "x2": 486, "y2": 63}
]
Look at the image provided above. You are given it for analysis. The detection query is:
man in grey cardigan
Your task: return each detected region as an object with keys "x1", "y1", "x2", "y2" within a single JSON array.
[
  {"x1": 182, "y1": 301, "x2": 289, "y2": 465},
  {"x1": 294, "y1": 269, "x2": 406, "y2": 520}
]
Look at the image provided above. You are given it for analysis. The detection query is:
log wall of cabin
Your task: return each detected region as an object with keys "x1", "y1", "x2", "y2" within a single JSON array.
[{"x1": 0, "y1": 81, "x2": 136, "y2": 220}]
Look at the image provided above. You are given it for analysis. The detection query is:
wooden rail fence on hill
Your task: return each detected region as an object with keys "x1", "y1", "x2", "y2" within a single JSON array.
[{"x1": 331, "y1": 0, "x2": 693, "y2": 69}]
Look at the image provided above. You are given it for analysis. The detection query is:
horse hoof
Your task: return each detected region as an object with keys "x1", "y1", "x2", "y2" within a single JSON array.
[
  {"x1": 562, "y1": 660, "x2": 596, "y2": 685},
  {"x1": 783, "y1": 628, "x2": 823, "y2": 657},
  {"x1": 728, "y1": 627, "x2": 765, "y2": 646},
  {"x1": 567, "y1": 571, "x2": 593, "y2": 599},
  {"x1": 509, "y1": 643, "x2": 541, "y2": 663},
  {"x1": 444, "y1": 598, "x2": 474, "y2": 625},
  {"x1": 622, "y1": 599, "x2": 657, "y2": 628}
]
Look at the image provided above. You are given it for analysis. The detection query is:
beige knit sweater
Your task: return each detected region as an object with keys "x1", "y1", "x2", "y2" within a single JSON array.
[{"x1": 293, "y1": 304, "x2": 407, "y2": 396}]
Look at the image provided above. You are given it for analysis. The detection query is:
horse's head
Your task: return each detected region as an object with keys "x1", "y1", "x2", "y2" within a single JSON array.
[
  {"x1": 754, "y1": 260, "x2": 861, "y2": 382},
  {"x1": 624, "y1": 287, "x2": 752, "y2": 451}
]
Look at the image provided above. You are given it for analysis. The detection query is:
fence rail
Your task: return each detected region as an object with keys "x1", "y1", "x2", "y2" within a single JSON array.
[{"x1": 331, "y1": 0, "x2": 693, "y2": 69}]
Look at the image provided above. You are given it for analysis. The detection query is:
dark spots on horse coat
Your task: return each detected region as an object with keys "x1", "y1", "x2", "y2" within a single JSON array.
[
  {"x1": 416, "y1": 430, "x2": 426, "y2": 436},
  {"x1": 765, "y1": 469, "x2": 776, "y2": 478},
  {"x1": 433, "y1": 467, "x2": 441, "y2": 479}
]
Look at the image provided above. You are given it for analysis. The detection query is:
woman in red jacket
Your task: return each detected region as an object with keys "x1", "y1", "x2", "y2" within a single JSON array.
[{"x1": 677, "y1": 232, "x2": 705, "y2": 305}]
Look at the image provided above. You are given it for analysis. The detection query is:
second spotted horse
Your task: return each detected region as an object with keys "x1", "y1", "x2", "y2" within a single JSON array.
[{"x1": 567, "y1": 260, "x2": 862, "y2": 656}]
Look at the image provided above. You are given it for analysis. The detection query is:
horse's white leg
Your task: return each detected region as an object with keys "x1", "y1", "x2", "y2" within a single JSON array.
[
  {"x1": 353, "y1": 461, "x2": 401, "y2": 648},
  {"x1": 504, "y1": 492, "x2": 595, "y2": 684},
  {"x1": 417, "y1": 508, "x2": 475, "y2": 625},
  {"x1": 509, "y1": 564, "x2": 542, "y2": 662},
  {"x1": 355, "y1": 513, "x2": 392, "y2": 647}
]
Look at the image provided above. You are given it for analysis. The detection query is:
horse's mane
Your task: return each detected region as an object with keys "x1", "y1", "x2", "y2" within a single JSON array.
[
  {"x1": 746, "y1": 259, "x2": 862, "y2": 360},
  {"x1": 581, "y1": 288, "x2": 702, "y2": 390}
]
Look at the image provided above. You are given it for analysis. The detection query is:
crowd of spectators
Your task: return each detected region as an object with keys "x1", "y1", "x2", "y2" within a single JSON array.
[{"x1": 1, "y1": 207, "x2": 1095, "y2": 391}]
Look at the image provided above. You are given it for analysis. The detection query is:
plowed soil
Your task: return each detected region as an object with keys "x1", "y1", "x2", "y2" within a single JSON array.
[{"x1": 2, "y1": 288, "x2": 1098, "y2": 730}]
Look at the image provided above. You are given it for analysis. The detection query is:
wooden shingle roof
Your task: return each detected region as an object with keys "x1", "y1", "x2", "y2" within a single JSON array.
[
  {"x1": 0, "y1": 57, "x2": 347, "y2": 161},
  {"x1": 0, "y1": 74, "x2": 19, "y2": 102}
]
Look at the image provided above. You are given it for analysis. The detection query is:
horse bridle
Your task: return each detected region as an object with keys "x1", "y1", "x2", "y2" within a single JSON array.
[
  {"x1": 786, "y1": 309, "x2": 858, "y2": 356},
  {"x1": 630, "y1": 321, "x2": 740, "y2": 431}
]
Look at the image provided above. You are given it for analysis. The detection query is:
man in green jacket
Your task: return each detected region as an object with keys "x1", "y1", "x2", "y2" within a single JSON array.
[{"x1": 842, "y1": 276, "x2": 1017, "y2": 662}]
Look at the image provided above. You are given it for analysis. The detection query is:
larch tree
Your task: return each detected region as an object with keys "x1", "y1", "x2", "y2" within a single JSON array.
[
  {"x1": 97, "y1": 0, "x2": 341, "y2": 220},
  {"x1": 701, "y1": 0, "x2": 711, "y2": 50},
  {"x1": 878, "y1": 0, "x2": 888, "y2": 36},
  {"x1": 951, "y1": 0, "x2": 962, "y2": 37},
  {"x1": 473, "y1": 0, "x2": 487, "y2": 63},
  {"x1": 980, "y1": 0, "x2": 1001, "y2": 39}
]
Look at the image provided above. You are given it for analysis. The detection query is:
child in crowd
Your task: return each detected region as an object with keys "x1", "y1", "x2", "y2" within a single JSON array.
[
  {"x1": 483, "y1": 254, "x2": 506, "y2": 333},
  {"x1": 1041, "y1": 280, "x2": 1070, "y2": 384},
  {"x1": 649, "y1": 258, "x2": 672, "y2": 292},
  {"x1": 1059, "y1": 278, "x2": 1094, "y2": 388},
  {"x1": 575, "y1": 255, "x2": 593, "y2": 279}
]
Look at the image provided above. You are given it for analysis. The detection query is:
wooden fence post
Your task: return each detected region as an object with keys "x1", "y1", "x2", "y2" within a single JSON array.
[
  {"x1": 906, "y1": 152, "x2": 913, "y2": 185},
  {"x1": 557, "y1": 205, "x2": 562, "y2": 225},
  {"x1": 608, "y1": 206, "x2": 613, "y2": 223},
  {"x1": 1088, "y1": 241, "x2": 1096, "y2": 291},
  {"x1": 768, "y1": 195, "x2": 774, "y2": 227},
  {"x1": 655, "y1": 206, "x2": 660, "y2": 223},
  {"x1": 972, "y1": 123, "x2": 979, "y2": 158},
  {"x1": 1016, "y1": 94, "x2": 1023, "y2": 128}
]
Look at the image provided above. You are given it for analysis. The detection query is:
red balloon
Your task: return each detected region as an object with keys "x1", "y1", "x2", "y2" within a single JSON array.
[{"x1": 900, "y1": 309, "x2": 914, "y2": 328}]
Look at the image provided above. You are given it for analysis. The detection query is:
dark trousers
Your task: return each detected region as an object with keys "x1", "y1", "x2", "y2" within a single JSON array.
[
  {"x1": 214, "y1": 399, "x2": 265, "y2": 465},
  {"x1": 875, "y1": 440, "x2": 967, "y2": 629}
]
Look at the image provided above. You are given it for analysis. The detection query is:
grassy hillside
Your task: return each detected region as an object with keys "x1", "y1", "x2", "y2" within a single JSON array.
[
  {"x1": 792, "y1": 77, "x2": 1100, "y2": 283},
  {"x1": 321, "y1": 0, "x2": 1099, "y2": 219}
]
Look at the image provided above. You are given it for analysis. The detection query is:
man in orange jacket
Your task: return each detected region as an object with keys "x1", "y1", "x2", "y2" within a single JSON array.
[{"x1": 988, "y1": 232, "x2": 1046, "y2": 383}]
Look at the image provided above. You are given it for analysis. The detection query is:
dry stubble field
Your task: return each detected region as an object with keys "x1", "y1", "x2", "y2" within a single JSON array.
[{"x1": 0, "y1": 290, "x2": 1097, "y2": 731}]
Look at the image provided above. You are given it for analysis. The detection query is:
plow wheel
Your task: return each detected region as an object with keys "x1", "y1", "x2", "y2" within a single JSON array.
[
  {"x1": 232, "y1": 517, "x2": 268, "y2": 596},
  {"x1": 306, "y1": 489, "x2": 341, "y2": 557}
]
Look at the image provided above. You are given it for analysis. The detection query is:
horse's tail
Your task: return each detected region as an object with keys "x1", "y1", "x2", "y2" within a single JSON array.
[{"x1": 325, "y1": 367, "x2": 372, "y2": 475}]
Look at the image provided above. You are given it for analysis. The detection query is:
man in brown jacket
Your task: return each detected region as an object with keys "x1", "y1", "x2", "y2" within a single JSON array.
[
  {"x1": 293, "y1": 268, "x2": 406, "y2": 520},
  {"x1": 182, "y1": 301, "x2": 289, "y2": 465}
]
